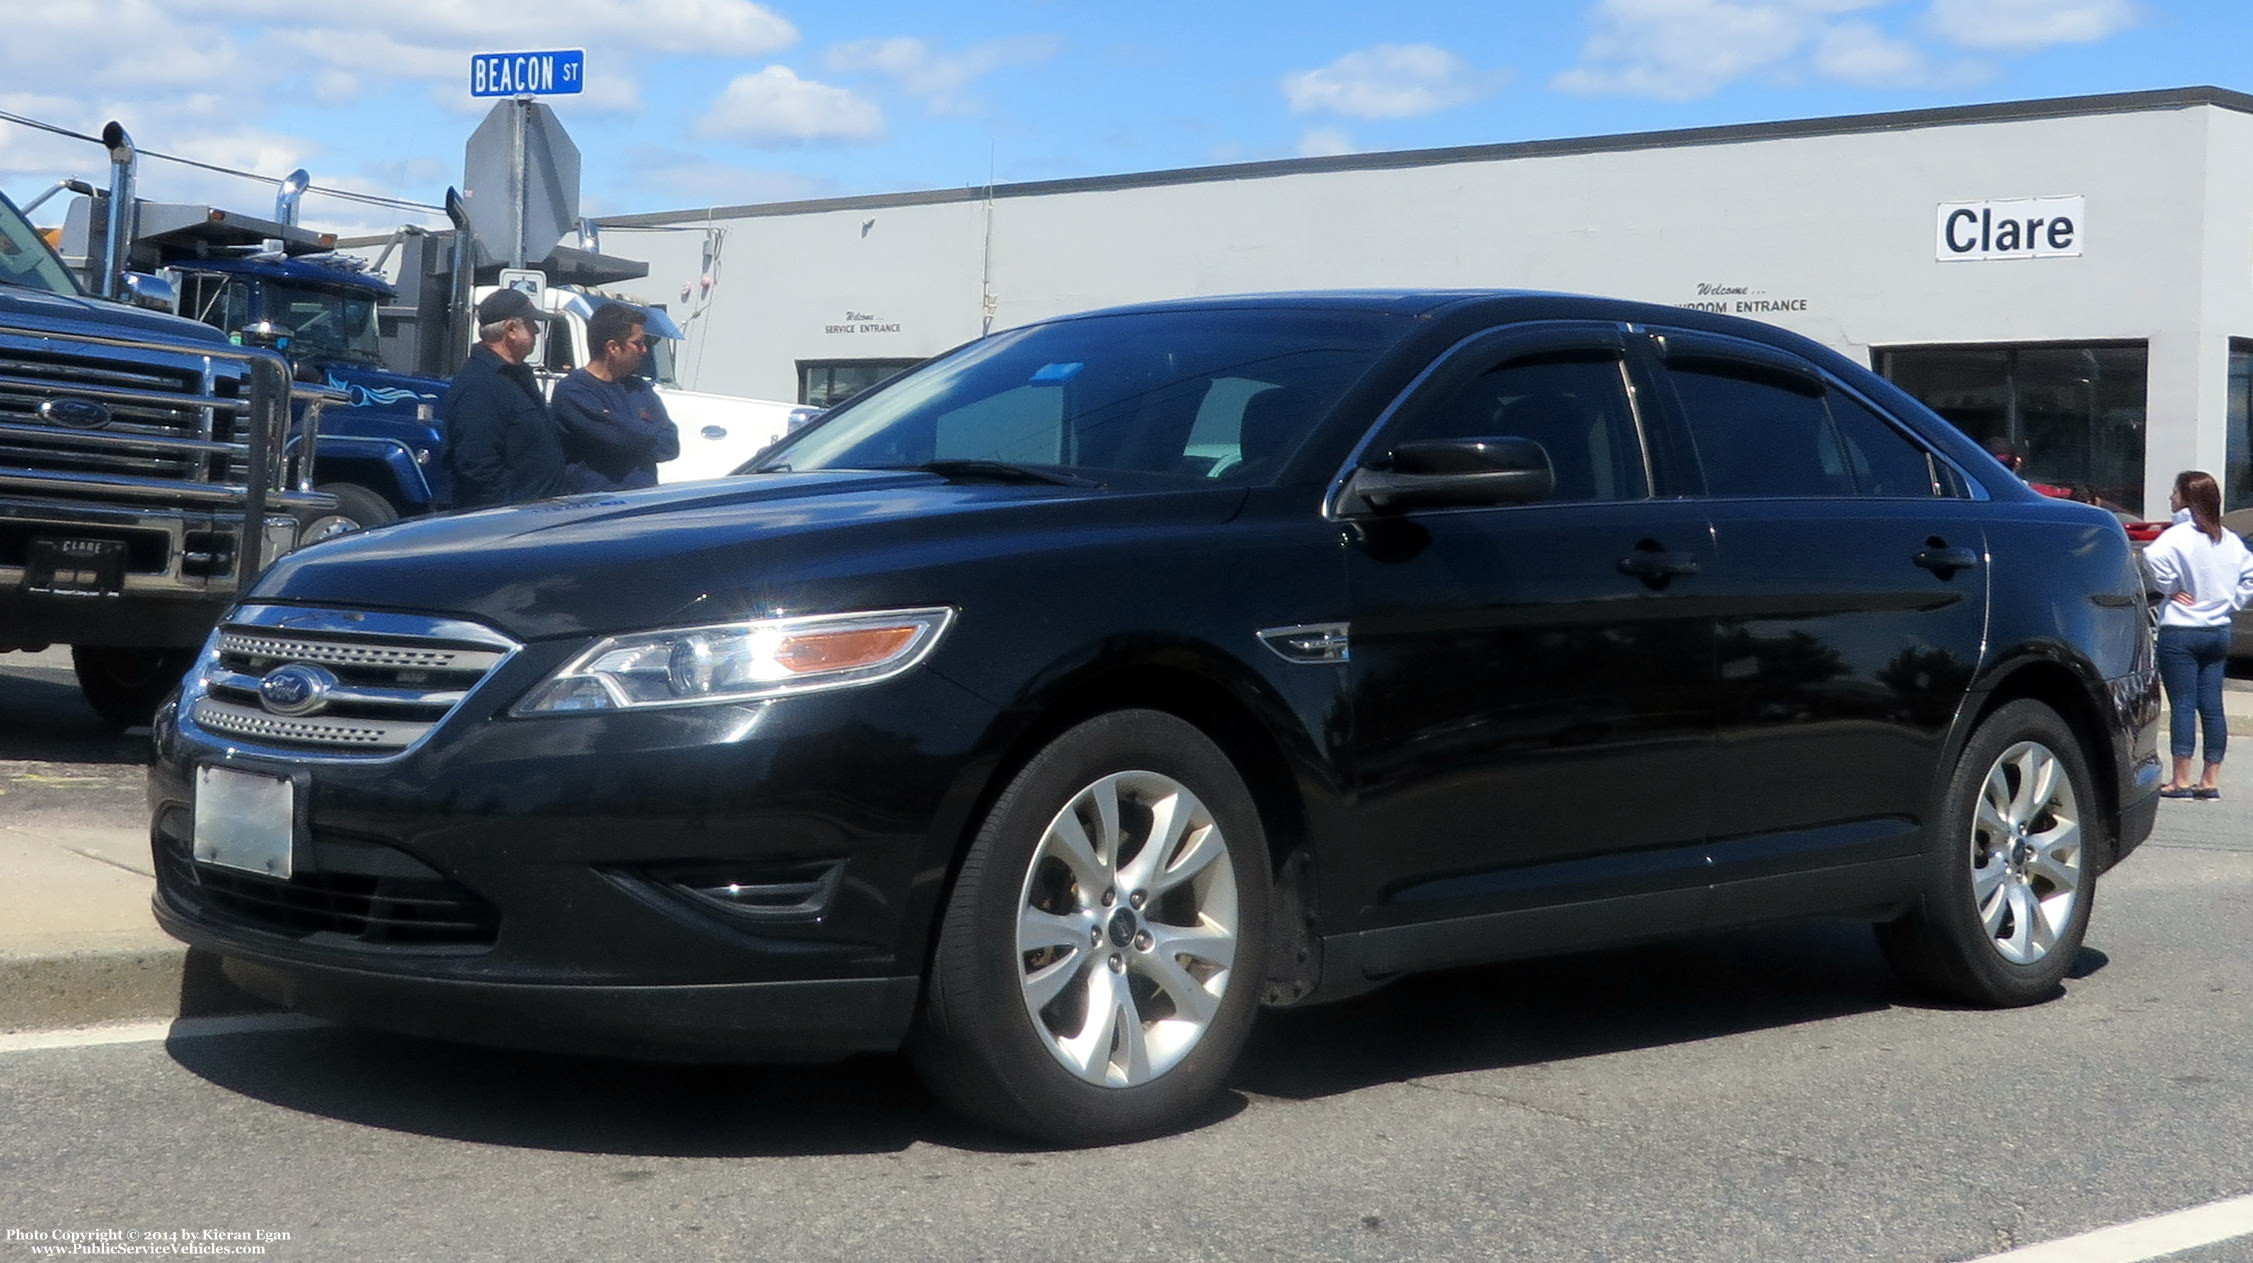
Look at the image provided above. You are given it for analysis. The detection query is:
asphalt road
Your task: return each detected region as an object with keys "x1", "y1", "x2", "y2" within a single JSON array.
[{"x1": 2, "y1": 653, "x2": 2250, "y2": 1262}]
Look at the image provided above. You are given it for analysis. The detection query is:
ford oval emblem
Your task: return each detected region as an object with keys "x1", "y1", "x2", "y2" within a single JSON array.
[
  {"x1": 258, "y1": 663, "x2": 338, "y2": 718},
  {"x1": 38, "y1": 397, "x2": 112, "y2": 430}
]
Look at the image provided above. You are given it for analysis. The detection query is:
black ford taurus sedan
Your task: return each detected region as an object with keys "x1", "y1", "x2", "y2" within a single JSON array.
[{"x1": 150, "y1": 291, "x2": 2161, "y2": 1143}]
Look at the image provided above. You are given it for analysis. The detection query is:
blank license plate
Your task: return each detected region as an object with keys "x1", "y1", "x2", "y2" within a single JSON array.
[
  {"x1": 193, "y1": 766, "x2": 295, "y2": 879},
  {"x1": 26, "y1": 536, "x2": 125, "y2": 596}
]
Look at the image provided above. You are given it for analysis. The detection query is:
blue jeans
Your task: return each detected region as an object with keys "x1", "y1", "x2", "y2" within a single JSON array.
[{"x1": 2156, "y1": 625, "x2": 2232, "y2": 763}]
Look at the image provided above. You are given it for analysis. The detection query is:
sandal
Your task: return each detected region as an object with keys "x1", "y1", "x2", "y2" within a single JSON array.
[
  {"x1": 2160, "y1": 785, "x2": 2197, "y2": 799},
  {"x1": 2194, "y1": 787, "x2": 2222, "y2": 800}
]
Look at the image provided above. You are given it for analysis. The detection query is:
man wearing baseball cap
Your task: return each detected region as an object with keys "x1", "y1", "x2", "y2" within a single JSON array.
[{"x1": 440, "y1": 287, "x2": 566, "y2": 509}]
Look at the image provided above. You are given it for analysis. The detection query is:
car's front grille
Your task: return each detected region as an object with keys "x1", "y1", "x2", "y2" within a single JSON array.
[
  {"x1": 185, "y1": 605, "x2": 519, "y2": 757},
  {"x1": 156, "y1": 831, "x2": 499, "y2": 947}
]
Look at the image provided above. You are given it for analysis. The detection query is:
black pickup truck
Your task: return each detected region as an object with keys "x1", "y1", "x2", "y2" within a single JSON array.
[{"x1": 0, "y1": 187, "x2": 327, "y2": 724}]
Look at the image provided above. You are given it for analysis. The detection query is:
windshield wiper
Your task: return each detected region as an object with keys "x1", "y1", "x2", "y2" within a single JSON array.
[{"x1": 901, "y1": 460, "x2": 1100, "y2": 487}]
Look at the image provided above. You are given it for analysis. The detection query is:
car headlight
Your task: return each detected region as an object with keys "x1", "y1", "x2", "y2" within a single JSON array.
[{"x1": 513, "y1": 607, "x2": 955, "y2": 714}]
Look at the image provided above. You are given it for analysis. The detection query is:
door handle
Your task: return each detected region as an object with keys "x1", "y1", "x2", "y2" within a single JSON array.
[
  {"x1": 1913, "y1": 544, "x2": 1980, "y2": 576},
  {"x1": 1617, "y1": 548, "x2": 1700, "y2": 585}
]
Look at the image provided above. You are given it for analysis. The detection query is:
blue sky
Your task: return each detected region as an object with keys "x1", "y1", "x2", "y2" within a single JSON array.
[{"x1": 0, "y1": 1, "x2": 2239, "y2": 237}]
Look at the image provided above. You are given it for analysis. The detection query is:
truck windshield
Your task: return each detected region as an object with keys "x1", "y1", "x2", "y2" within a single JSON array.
[
  {"x1": 644, "y1": 337, "x2": 679, "y2": 387},
  {"x1": 758, "y1": 307, "x2": 1411, "y2": 486},
  {"x1": 0, "y1": 192, "x2": 83, "y2": 296},
  {"x1": 268, "y1": 280, "x2": 384, "y2": 365}
]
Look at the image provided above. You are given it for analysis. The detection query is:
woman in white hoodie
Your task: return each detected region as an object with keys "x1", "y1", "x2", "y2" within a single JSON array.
[{"x1": 2143, "y1": 469, "x2": 2253, "y2": 799}]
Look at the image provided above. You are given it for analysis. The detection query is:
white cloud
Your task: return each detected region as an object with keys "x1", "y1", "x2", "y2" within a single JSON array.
[
  {"x1": 238, "y1": 0, "x2": 797, "y2": 59},
  {"x1": 1553, "y1": 0, "x2": 1882, "y2": 99},
  {"x1": 1811, "y1": 20, "x2": 1934, "y2": 85},
  {"x1": 696, "y1": 67, "x2": 886, "y2": 146},
  {"x1": 1298, "y1": 128, "x2": 1358, "y2": 158},
  {"x1": 1283, "y1": 45, "x2": 1496, "y2": 119},
  {"x1": 1922, "y1": 0, "x2": 2138, "y2": 52},
  {"x1": 826, "y1": 36, "x2": 1062, "y2": 115}
]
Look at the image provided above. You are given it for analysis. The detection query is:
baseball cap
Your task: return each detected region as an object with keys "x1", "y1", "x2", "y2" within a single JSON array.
[{"x1": 476, "y1": 288, "x2": 554, "y2": 325}]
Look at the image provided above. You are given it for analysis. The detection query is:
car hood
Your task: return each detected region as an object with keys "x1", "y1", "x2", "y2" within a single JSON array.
[{"x1": 251, "y1": 471, "x2": 1247, "y2": 640}]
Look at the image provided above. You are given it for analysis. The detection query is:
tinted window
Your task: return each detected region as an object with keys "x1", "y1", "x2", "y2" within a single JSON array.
[
  {"x1": 767, "y1": 308, "x2": 1410, "y2": 483},
  {"x1": 1670, "y1": 363, "x2": 1853, "y2": 498},
  {"x1": 1826, "y1": 391, "x2": 1946, "y2": 497},
  {"x1": 1393, "y1": 352, "x2": 1647, "y2": 502}
]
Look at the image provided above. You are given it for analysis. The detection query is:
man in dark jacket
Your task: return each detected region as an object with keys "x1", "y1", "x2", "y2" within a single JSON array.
[
  {"x1": 441, "y1": 288, "x2": 566, "y2": 509},
  {"x1": 552, "y1": 301, "x2": 679, "y2": 491}
]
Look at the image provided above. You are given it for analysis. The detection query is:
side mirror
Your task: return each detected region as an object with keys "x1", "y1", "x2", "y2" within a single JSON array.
[
  {"x1": 122, "y1": 272, "x2": 177, "y2": 314},
  {"x1": 237, "y1": 320, "x2": 291, "y2": 352},
  {"x1": 1342, "y1": 436, "x2": 1556, "y2": 514}
]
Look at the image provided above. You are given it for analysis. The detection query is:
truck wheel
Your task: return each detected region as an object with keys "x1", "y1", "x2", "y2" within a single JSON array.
[
  {"x1": 298, "y1": 483, "x2": 397, "y2": 543},
  {"x1": 1876, "y1": 700, "x2": 2100, "y2": 1007},
  {"x1": 71, "y1": 645, "x2": 199, "y2": 730},
  {"x1": 913, "y1": 710, "x2": 1270, "y2": 1145}
]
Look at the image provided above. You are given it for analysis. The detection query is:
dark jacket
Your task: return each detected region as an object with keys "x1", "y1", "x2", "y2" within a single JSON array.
[
  {"x1": 441, "y1": 344, "x2": 566, "y2": 509},
  {"x1": 551, "y1": 369, "x2": 680, "y2": 491}
]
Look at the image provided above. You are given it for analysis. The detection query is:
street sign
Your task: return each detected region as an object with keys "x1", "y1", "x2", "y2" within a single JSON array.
[{"x1": 470, "y1": 50, "x2": 584, "y2": 98}]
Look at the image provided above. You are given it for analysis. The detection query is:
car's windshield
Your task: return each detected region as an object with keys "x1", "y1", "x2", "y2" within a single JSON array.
[
  {"x1": 760, "y1": 307, "x2": 1411, "y2": 485},
  {"x1": 0, "y1": 192, "x2": 82, "y2": 296},
  {"x1": 268, "y1": 280, "x2": 384, "y2": 365}
]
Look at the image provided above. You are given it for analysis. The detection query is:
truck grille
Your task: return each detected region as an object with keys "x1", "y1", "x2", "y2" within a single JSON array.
[
  {"x1": 185, "y1": 605, "x2": 518, "y2": 757},
  {"x1": 0, "y1": 333, "x2": 248, "y2": 492}
]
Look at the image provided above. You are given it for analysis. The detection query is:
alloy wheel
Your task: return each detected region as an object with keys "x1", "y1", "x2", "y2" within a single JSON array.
[
  {"x1": 1015, "y1": 770, "x2": 1240, "y2": 1087},
  {"x1": 1970, "y1": 739, "x2": 2084, "y2": 965}
]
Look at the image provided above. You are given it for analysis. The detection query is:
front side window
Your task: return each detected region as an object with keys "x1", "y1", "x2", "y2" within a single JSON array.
[
  {"x1": 1387, "y1": 350, "x2": 1648, "y2": 502},
  {"x1": 766, "y1": 309, "x2": 1411, "y2": 485}
]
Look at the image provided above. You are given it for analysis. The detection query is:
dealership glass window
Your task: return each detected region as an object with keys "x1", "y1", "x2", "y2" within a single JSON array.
[
  {"x1": 2228, "y1": 340, "x2": 2253, "y2": 510},
  {"x1": 799, "y1": 359, "x2": 921, "y2": 408},
  {"x1": 1877, "y1": 342, "x2": 2146, "y2": 515}
]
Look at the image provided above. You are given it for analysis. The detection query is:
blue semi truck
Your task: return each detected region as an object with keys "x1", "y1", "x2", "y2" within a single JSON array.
[{"x1": 167, "y1": 253, "x2": 448, "y2": 536}]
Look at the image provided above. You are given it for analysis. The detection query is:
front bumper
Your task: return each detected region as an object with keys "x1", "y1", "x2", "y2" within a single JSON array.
[
  {"x1": 169, "y1": 912, "x2": 920, "y2": 1063},
  {"x1": 149, "y1": 643, "x2": 1000, "y2": 1061}
]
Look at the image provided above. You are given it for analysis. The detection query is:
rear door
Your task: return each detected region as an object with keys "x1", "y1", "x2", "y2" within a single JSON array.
[
  {"x1": 1641, "y1": 329, "x2": 1991, "y2": 920},
  {"x1": 1334, "y1": 322, "x2": 1718, "y2": 964}
]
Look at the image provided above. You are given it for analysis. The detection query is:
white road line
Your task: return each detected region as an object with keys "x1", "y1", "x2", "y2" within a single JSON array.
[
  {"x1": 1964, "y1": 1192, "x2": 2253, "y2": 1262},
  {"x1": 0, "y1": 1012, "x2": 325, "y2": 1054}
]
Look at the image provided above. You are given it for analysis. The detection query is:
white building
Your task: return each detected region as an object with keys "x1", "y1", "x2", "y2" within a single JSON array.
[{"x1": 598, "y1": 86, "x2": 2253, "y2": 518}]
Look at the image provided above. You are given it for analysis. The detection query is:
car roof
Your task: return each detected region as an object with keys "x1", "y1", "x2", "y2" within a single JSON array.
[{"x1": 1037, "y1": 289, "x2": 1826, "y2": 348}]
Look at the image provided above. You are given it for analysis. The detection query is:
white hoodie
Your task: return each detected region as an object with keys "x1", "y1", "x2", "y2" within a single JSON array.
[{"x1": 2143, "y1": 519, "x2": 2253, "y2": 630}]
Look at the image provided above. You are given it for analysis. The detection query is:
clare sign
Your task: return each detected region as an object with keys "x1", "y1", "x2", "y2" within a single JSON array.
[
  {"x1": 470, "y1": 50, "x2": 585, "y2": 98},
  {"x1": 1936, "y1": 195, "x2": 2083, "y2": 262}
]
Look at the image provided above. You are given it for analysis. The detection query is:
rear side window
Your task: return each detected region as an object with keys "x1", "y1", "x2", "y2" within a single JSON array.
[
  {"x1": 1392, "y1": 352, "x2": 1648, "y2": 503},
  {"x1": 1825, "y1": 390, "x2": 1950, "y2": 497},
  {"x1": 1666, "y1": 358, "x2": 1949, "y2": 499},
  {"x1": 1668, "y1": 363, "x2": 1851, "y2": 498}
]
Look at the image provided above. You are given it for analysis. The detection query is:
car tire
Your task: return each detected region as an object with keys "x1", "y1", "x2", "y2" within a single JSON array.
[
  {"x1": 1876, "y1": 699, "x2": 2102, "y2": 1007},
  {"x1": 913, "y1": 709, "x2": 1271, "y2": 1145},
  {"x1": 298, "y1": 483, "x2": 398, "y2": 544},
  {"x1": 71, "y1": 644, "x2": 200, "y2": 730}
]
